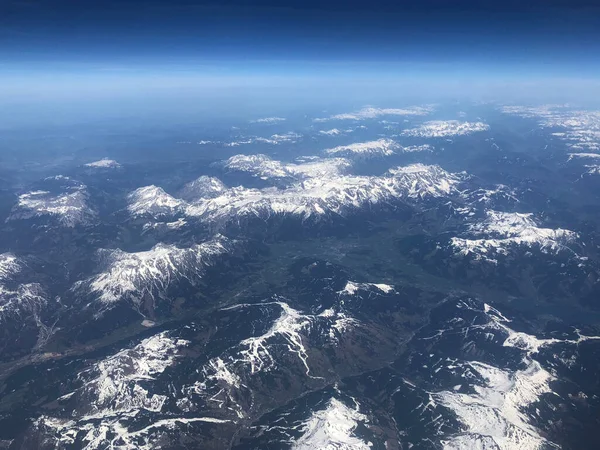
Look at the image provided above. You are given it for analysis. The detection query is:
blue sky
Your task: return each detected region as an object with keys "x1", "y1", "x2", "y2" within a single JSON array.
[{"x1": 1, "y1": 0, "x2": 599, "y2": 127}]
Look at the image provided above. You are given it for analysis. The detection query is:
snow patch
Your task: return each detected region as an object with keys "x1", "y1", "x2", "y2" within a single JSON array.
[{"x1": 339, "y1": 281, "x2": 395, "y2": 295}]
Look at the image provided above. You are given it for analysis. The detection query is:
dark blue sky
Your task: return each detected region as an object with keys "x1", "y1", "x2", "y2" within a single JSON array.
[{"x1": 2, "y1": 0, "x2": 599, "y2": 74}]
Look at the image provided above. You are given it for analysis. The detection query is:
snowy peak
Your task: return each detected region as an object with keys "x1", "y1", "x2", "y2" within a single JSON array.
[
  {"x1": 484, "y1": 302, "x2": 600, "y2": 355},
  {"x1": 319, "y1": 128, "x2": 343, "y2": 136},
  {"x1": 0, "y1": 282, "x2": 47, "y2": 324},
  {"x1": 224, "y1": 301, "x2": 317, "y2": 376},
  {"x1": 325, "y1": 138, "x2": 399, "y2": 157},
  {"x1": 179, "y1": 176, "x2": 227, "y2": 201},
  {"x1": 285, "y1": 157, "x2": 352, "y2": 178},
  {"x1": 223, "y1": 132, "x2": 301, "y2": 147},
  {"x1": 291, "y1": 398, "x2": 372, "y2": 450},
  {"x1": 402, "y1": 120, "x2": 490, "y2": 138},
  {"x1": 0, "y1": 253, "x2": 21, "y2": 282},
  {"x1": 315, "y1": 105, "x2": 433, "y2": 121},
  {"x1": 398, "y1": 144, "x2": 434, "y2": 153},
  {"x1": 450, "y1": 210, "x2": 578, "y2": 261},
  {"x1": 218, "y1": 154, "x2": 352, "y2": 182},
  {"x1": 220, "y1": 153, "x2": 292, "y2": 179},
  {"x1": 388, "y1": 163, "x2": 461, "y2": 199},
  {"x1": 467, "y1": 185, "x2": 520, "y2": 208},
  {"x1": 84, "y1": 158, "x2": 121, "y2": 169},
  {"x1": 434, "y1": 359, "x2": 555, "y2": 450},
  {"x1": 127, "y1": 185, "x2": 185, "y2": 218},
  {"x1": 250, "y1": 117, "x2": 286, "y2": 124},
  {"x1": 470, "y1": 211, "x2": 539, "y2": 237}
]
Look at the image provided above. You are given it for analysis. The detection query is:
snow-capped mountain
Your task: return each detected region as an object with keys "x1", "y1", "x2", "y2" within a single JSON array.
[
  {"x1": 219, "y1": 154, "x2": 294, "y2": 179},
  {"x1": 4, "y1": 103, "x2": 600, "y2": 450},
  {"x1": 74, "y1": 332, "x2": 188, "y2": 419},
  {"x1": 287, "y1": 397, "x2": 373, "y2": 450},
  {"x1": 0, "y1": 253, "x2": 51, "y2": 362},
  {"x1": 324, "y1": 138, "x2": 399, "y2": 157},
  {"x1": 23, "y1": 269, "x2": 407, "y2": 449},
  {"x1": 402, "y1": 120, "x2": 490, "y2": 138},
  {"x1": 450, "y1": 210, "x2": 579, "y2": 262},
  {"x1": 127, "y1": 185, "x2": 185, "y2": 219},
  {"x1": 428, "y1": 305, "x2": 557, "y2": 449},
  {"x1": 238, "y1": 386, "x2": 381, "y2": 450},
  {"x1": 398, "y1": 298, "x2": 600, "y2": 450},
  {"x1": 250, "y1": 117, "x2": 286, "y2": 124},
  {"x1": 0, "y1": 252, "x2": 21, "y2": 282},
  {"x1": 0, "y1": 282, "x2": 47, "y2": 325},
  {"x1": 84, "y1": 159, "x2": 121, "y2": 169},
  {"x1": 30, "y1": 332, "x2": 190, "y2": 449},
  {"x1": 314, "y1": 105, "x2": 433, "y2": 122},
  {"x1": 215, "y1": 154, "x2": 352, "y2": 182},
  {"x1": 318, "y1": 128, "x2": 344, "y2": 136},
  {"x1": 397, "y1": 144, "x2": 434, "y2": 152},
  {"x1": 75, "y1": 235, "x2": 236, "y2": 315},
  {"x1": 184, "y1": 291, "x2": 380, "y2": 419},
  {"x1": 184, "y1": 299, "x2": 335, "y2": 420},
  {"x1": 129, "y1": 157, "x2": 463, "y2": 227},
  {"x1": 178, "y1": 176, "x2": 227, "y2": 201},
  {"x1": 223, "y1": 132, "x2": 302, "y2": 147},
  {"x1": 165, "y1": 259, "x2": 430, "y2": 434},
  {"x1": 234, "y1": 284, "x2": 598, "y2": 450},
  {"x1": 501, "y1": 105, "x2": 600, "y2": 153},
  {"x1": 8, "y1": 183, "x2": 96, "y2": 227},
  {"x1": 285, "y1": 157, "x2": 352, "y2": 178},
  {"x1": 466, "y1": 184, "x2": 520, "y2": 208},
  {"x1": 567, "y1": 153, "x2": 600, "y2": 175},
  {"x1": 186, "y1": 163, "x2": 461, "y2": 223}
]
